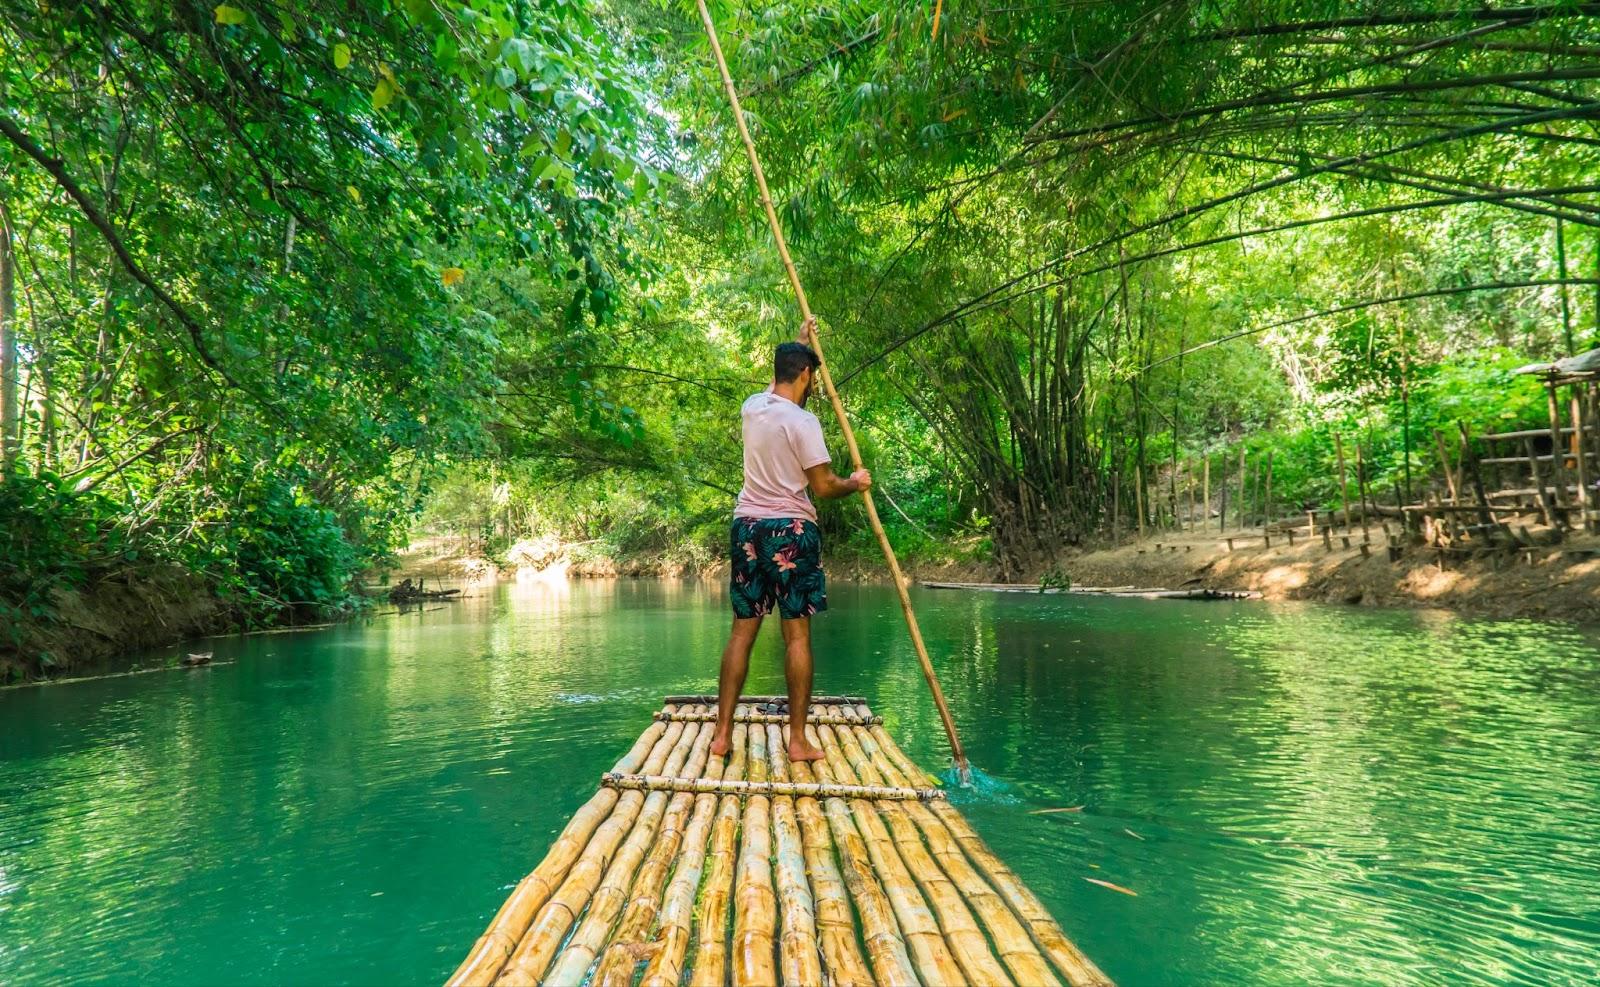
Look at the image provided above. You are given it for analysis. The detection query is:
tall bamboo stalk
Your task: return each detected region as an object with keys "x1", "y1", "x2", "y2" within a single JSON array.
[
  {"x1": 447, "y1": 720, "x2": 674, "y2": 987},
  {"x1": 493, "y1": 722, "x2": 696, "y2": 985},
  {"x1": 694, "y1": 0, "x2": 970, "y2": 781}
]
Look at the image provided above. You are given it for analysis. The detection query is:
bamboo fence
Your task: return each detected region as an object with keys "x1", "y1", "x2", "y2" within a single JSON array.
[{"x1": 447, "y1": 699, "x2": 1110, "y2": 987}]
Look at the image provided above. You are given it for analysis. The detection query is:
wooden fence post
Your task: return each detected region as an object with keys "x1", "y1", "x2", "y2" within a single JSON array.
[{"x1": 1572, "y1": 394, "x2": 1593, "y2": 532}]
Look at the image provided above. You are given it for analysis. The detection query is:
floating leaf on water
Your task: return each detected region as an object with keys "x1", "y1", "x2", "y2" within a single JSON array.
[
  {"x1": 1124, "y1": 828, "x2": 1145, "y2": 840},
  {"x1": 1028, "y1": 805, "x2": 1084, "y2": 814},
  {"x1": 1084, "y1": 877, "x2": 1138, "y2": 896}
]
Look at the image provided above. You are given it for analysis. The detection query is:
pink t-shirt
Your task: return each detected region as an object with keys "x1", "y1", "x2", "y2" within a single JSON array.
[{"x1": 733, "y1": 390, "x2": 830, "y2": 522}]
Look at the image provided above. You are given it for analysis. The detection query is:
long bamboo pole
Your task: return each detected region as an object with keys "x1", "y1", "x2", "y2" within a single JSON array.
[{"x1": 694, "y1": 0, "x2": 969, "y2": 782}]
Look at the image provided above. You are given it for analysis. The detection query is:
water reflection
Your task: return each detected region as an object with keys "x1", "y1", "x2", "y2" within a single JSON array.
[{"x1": 0, "y1": 581, "x2": 1596, "y2": 985}]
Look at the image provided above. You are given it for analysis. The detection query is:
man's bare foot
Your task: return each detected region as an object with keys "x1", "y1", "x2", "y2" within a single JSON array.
[
  {"x1": 787, "y1": 738, "x2": 826, "y2": 762},
  {"x1": 710, "y1": 734, "x2": 732, "y2": 758}
]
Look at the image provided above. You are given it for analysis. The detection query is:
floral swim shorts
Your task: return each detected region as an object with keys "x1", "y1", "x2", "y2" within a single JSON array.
[{"x1": 729, "y1": 516, "x2": 828, "y2": 619}]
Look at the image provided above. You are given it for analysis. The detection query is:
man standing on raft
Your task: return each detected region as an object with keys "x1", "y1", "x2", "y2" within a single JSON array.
[{"x1": 710, "y1": 317, "x2": 872, "y2": 762}]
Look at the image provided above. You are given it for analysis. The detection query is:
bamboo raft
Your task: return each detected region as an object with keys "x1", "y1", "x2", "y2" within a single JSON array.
[{"x1": 447, "y1": 697, "x2": 1110, "y2": 987}]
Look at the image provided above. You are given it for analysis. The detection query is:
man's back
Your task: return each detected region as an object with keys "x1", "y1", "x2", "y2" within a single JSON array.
[{"x1": 734, "y1": 390, "x2": 830, "y2": 522}]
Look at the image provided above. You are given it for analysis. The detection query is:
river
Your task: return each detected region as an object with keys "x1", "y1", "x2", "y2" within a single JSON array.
[{"x1": 2, "y1": 578, "x2": 1598, "y2": 985}]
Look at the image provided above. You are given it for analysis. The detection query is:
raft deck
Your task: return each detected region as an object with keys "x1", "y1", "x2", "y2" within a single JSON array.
[{"x1": 447, "y1": 696, "x2": 1110, "y2": 987}]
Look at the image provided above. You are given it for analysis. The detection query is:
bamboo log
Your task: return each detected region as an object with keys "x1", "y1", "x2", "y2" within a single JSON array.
[
  {"x1": 782, "y1": 744, "x2": 875, "y2": 986},
  {"x1": 637, "y1": 712, "x2": 735, "y2": 987},
  {"x1": 656, "y1": 710, "x2": 882, "y2": 725},
  {"x1": 533, "y1": 724, "x2": 712, "y2": 986},
  {"x1": 822, "y1": 720, "x2": 1013, "y2": 986},
  {"x1": 812, "y1": 726, "x2": 966, "y2": 986},
  {"x1": 763, "y1": 723, "x2": 824, "y2": 986},
  {"x1": 693, "y1": 0, "x2": 969, "y2": 782},
  {"x1": 793, "y1": 743, "x2": 920, "y2": 985},
  {"x1": 686, "y1": 719, "x2": 748, "y2": 987},
  {"x1": 602, "y1": 773, "x2": 947, "y2": 802},
  {"x1": 731, "y1": 718, "x2": 777, "y2": 987},
  {"x1": 855, "y1": 712, "x2": 1110, "y2": 987},
  {"x1": 927, "y1": 798, "x2": 1111, "y2": 987},
  {"x1": 590, "y1": 718, "x2": 729, "y2": 986},
  {"x1": 447, "y1": 720, "x2": 674, "y2": 986},
  {"x1": 846, "y1": 722, "x2": 1062, "y2": 986},
  {"x1": 493, "y1": 721, "x2": 695, "y2": 984}
]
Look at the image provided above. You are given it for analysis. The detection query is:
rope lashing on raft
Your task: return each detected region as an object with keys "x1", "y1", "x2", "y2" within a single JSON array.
[
  {"x1": 655, "y1": 710, "x2": 884, "y2": 725},
  {"x1": 601, "y1": 771, "x2": 948, "y2": 802},
  {"x1": 661, "y1": 693, "x2": 870, "y2": 705},
  {"x1": 693, "y1": 0, "x2": 973, "y2": 785}
]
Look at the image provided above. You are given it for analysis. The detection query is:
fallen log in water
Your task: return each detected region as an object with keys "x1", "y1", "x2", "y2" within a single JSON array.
[{"x1": 923, "y1": 581, "x2": 1258, "y2": 600}]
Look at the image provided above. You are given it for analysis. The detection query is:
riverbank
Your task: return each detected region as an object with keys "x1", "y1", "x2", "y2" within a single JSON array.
[
  {"x1": 392, "y1": 527, "x2": 1600, "y2": 626},
  {"x1": 1033, "y1": 525, "x2": 1600, "y2": 623},
  {"x1": 1, "y1": 566, "x2": 230, "y2": 682}
]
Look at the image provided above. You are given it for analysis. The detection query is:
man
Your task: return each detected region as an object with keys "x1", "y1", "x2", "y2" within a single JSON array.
[{"x1": 710, "y1": 317, "x2": 871, "y2": 762}]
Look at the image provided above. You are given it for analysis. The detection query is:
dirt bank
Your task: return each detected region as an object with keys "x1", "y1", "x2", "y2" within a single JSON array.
[
  {"x1": 2, "y1": 566, "x2": 230, "y2": 682},
  {"x1": 1041, "y1": 525, "x2": 1600, "y2": 623}
]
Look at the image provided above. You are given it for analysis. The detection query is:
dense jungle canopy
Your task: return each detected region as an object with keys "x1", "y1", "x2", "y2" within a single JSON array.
[{"x1": 5, "y1": 1, "x2": 1600, "y2": 658}]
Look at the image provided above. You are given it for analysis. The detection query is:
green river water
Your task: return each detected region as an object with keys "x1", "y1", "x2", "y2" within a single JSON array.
[{"x1": 2, "y1": 579, "x2": 1598, "y2": 986}]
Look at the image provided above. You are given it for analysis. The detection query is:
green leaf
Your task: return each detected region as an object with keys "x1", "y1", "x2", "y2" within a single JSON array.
[
  {"x1": 372, "y1": 77, "x2": 395, "y2": 110},
  {"x1": 333, "y1": 43, "x2": 351, "y2": 70},
  {"x1": 214, "y1": 4, "x2": 247, "y2": 25}
]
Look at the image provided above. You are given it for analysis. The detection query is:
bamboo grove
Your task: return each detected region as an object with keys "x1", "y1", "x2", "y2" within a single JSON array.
[{"x1": 6, "y1": 2, "x2": 1600, "y2": 657}]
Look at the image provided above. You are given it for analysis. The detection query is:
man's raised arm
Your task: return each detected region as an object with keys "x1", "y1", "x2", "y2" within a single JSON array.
[{"x1": 804, "y1": 463, "x2": 872, "y2": 500}]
